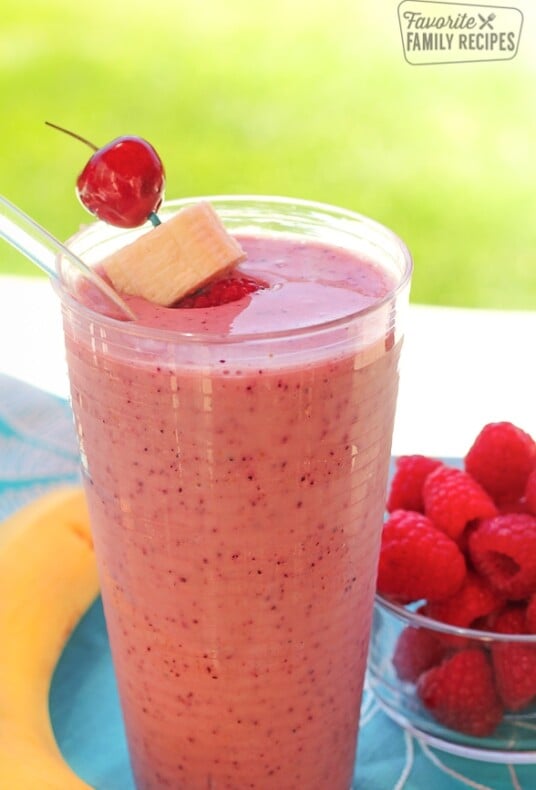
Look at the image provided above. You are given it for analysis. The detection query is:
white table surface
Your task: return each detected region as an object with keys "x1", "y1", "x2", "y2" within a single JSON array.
[{"x1": 1, "y1": 274, "x2": 534, "y2": 459}]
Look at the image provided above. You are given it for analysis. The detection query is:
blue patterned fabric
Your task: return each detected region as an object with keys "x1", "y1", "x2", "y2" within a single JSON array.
[{"x1": 1, "y1": 373, "x2": 534, "y2": 789}]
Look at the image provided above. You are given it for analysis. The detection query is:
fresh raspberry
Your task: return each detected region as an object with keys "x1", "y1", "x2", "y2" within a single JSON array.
[
  {"x1": 386, "y1": 455, "x2": 442, "y2": 513},
  {"x1": 490, "y1": 604, "x2": 527, "y2": 635},
  {"x1": 392, "y1": 626, "x2": 448, "y2": 682},
  {"x1": 465, "y1": 422, "x2": 536, "y2": 505},
  {"x1": 492, "y1": 643, "x2": 536, "y2": 712},
  {"x1": 417, "y1": 648, "x2": 503, "y2": 736},
  {"x1": 424, "y1": 571, "x2": 503, "y2": 630},
  {"x1": 525, "y1": 468, "x2": 536, "y2": 516},
  {"x1": 422, "y1": 465, "x2": 498, "y2": 540},
  {"x1": 526, "y1": 595, "x2": 536, "y2": 633},
  {"x1": 177, "y1": 273, "x2": 266, "y2": 308},
  {"x1": 468, "y1": 514, "x2": 536, "y2": 600},
  {"x1": 377, "y1": 510, "x2": 466, "y2": 603},
  {"x1": 491, "y1": 608, "x2": 536, "y2": 711}
]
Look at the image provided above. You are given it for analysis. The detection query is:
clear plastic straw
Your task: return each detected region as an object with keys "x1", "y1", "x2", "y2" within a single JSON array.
[{"x1": 0, "y1": 195, "x2": 136, "y2": 320}]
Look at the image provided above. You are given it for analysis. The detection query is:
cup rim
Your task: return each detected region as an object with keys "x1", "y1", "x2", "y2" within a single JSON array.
[
  {"x1": 55, "y1": 194, "x2": 413, "y2": 344},
  {"x1": 375, "y1": 593, "x2": 536, "y2": 644}
]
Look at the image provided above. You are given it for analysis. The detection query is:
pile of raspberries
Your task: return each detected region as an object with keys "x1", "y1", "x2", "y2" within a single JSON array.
[{"x1": 377, "y1": 421, "x2": 536, "y2": 737}]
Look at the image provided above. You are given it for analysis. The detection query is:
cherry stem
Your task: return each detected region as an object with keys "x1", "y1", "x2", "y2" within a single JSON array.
[
  {"x1": 149, "y1": 212, "x2": 161, "y2": 227},
  {"x1": 45, "y1": 121, "x2": 98, "y2": 152}
]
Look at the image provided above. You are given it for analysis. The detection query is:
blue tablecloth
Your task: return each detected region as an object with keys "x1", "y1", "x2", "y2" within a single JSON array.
[{"x1": 1, "y1": 372, "x2": 534, "y2": 789}]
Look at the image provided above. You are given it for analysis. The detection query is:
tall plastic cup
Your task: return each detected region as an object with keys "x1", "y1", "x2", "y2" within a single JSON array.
[{"x1": 57, "y1": 197, "x2": 412, "y2": 789}]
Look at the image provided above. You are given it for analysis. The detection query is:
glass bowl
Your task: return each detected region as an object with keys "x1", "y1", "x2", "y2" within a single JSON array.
[{"x1": 367, "y1": 594, "x2": 536, "y2": 763}]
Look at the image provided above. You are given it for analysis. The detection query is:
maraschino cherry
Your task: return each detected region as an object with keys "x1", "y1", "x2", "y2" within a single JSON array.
[{"x1": 46, "y1": 122, "x2": 165, "y2": 228}]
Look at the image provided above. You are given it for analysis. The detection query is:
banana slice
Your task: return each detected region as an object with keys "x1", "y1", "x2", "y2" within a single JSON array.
[{"x1": 102, "y1": 201, "x2": 246, "y2": 306}]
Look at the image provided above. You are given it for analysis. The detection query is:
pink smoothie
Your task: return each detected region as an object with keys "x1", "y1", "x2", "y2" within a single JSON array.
[{"x1": 62, "y1": 228, "x2": 404, "y2": 789}]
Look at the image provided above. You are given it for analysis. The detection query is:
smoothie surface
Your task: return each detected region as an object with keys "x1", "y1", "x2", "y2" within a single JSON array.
[{"x1": 118, "y1": 234, "x2": 396, "y2": 336}]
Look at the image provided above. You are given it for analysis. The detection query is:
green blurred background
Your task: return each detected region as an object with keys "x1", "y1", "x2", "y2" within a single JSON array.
[{"x1": 1, "y1": 0, "x2": 534, "y2": 308}]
